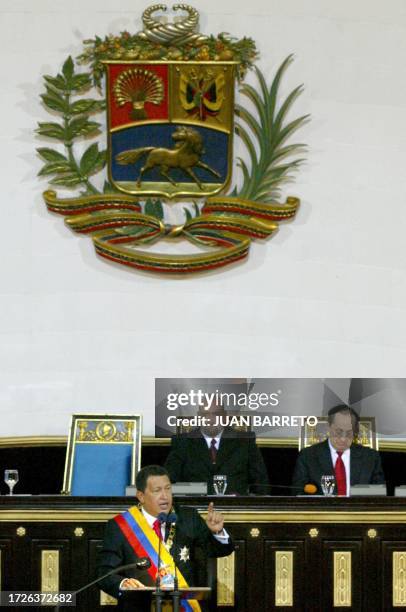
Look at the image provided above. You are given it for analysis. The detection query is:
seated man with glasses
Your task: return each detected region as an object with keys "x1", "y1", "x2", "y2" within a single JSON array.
[{"x1": 292, "y1": 405, "x2": 385, "y2": 495}]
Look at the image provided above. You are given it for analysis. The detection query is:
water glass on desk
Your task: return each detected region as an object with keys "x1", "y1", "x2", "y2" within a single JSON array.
[
  {"x1": 213, "y1": 475, "x2": 227, "y2": 495},
  {"x1": 321, "y1": 475, "x2": 335, "y2": 496},
  {"x1": 4, "y1": 469, "x2": 19, "y2": 495}
]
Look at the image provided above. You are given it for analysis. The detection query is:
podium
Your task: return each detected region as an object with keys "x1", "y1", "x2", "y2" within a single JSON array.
[{"x1": 120, "y1": 587, "x2": 211, "y2": 612}]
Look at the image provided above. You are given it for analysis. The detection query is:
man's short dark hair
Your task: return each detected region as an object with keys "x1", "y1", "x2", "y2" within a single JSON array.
[
  {"x1": 136, "y1": 465, "x2": 170, "y2": 492},
  {"x1": 327, "y1": 404, "x2": 360, "y2": 435}
]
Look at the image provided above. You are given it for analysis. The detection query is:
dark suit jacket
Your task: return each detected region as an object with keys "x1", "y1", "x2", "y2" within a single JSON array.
[
  {"x1": 165, "y1": 429, "x2": 269, "y2": 495},
  {"x1": 292, "y1": 439, "x2": 386, "y2": 495},
  {"x1": 98, "y1": 505, "x2": 234, "y2": 610}
]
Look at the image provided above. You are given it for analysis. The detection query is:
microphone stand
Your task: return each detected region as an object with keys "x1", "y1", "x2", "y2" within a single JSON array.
[
  {"x1": 154, "y1": 515, "x2": 165, "y2": 612},
  {"x1": 170, "y1": 518, "x2": 181, "y2": 612},
  {"x1": 53, "y1": 560, "x2": 151, "y2": 612}
]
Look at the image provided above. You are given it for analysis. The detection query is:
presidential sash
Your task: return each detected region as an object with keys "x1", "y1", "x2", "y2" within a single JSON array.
[{"x1": 115, "y1": 506, "x2": 201, "y2": 612}]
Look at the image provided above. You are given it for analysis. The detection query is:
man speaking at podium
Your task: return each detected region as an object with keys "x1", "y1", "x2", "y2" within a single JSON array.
[
  {"x1": 292, "y1": 405, "x2": 386, "y2": 495},
  {"x1": 98, "y1": 465, "x2": 234, "y2": 610}
]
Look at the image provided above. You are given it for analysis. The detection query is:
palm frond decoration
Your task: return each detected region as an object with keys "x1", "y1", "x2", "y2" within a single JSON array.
[{"x1": 234, "y1": 55, "x2": 309, "y2": 202}]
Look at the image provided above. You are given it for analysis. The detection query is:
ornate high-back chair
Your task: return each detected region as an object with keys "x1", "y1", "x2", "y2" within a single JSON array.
[
  {"x1": 63, "y1": 414, "x2": 142, "y2": 495},
  {"x1": 299, "y1": 416, "x2": 378, "y2": 450}
]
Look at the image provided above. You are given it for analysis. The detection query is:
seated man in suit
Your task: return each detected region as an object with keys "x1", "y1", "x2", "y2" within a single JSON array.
[
  {"x1": 98, "y1": 465, "x2": 234, "y2": 610},
  {"x1": 165, "y1": 402, "x2": 269, "y2": 495},
  {"x1": 292, "y1": 404, "x2": 385, "y2": 495}
]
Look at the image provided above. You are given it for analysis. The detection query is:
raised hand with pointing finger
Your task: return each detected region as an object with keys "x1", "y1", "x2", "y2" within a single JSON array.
[{"x1": 205, "y1": 502, "x2": 225, "y2": 534}]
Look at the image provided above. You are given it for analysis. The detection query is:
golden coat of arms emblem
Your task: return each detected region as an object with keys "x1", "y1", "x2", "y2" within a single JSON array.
[{"x1": 37, "y1": 5, "x2": 307, "y2": 274}]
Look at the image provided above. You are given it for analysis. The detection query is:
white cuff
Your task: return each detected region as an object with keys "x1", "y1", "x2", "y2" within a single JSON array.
[{"x1": 214, "y1": 528, "x2": 229, "y2": 543}]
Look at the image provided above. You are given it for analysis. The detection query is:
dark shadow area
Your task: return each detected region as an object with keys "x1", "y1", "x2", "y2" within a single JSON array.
[{"x1": 0, "y1": 443, "x2": 404, "y2": 496}]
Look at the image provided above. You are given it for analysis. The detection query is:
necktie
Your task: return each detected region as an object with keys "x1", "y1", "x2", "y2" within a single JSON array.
[
  {"x1": 335, "y1": 451, "x2": 347, "y2": 496},
  {"x1": 210, "y1": 438, "x2": 217, "y2": 464},
  {"x1": 153, "y1": 519, "x2": 163, "y2": 541}
]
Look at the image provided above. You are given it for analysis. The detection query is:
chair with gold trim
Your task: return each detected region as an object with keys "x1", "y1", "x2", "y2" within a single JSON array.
[
  {"x1": 63, "y1": 414, "x2": 142, "y2": 496},
  {"x1": 299, "y1": 416, "x2": 378, "y2": 451}
]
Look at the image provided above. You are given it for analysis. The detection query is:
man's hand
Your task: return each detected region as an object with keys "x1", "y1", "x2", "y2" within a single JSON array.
[
  {"x1": 205, "y1": 502, "x2": 224, "y2": 534},
  {"x1": 121, "y1": 578, "x2": 146, "y2": 589}
]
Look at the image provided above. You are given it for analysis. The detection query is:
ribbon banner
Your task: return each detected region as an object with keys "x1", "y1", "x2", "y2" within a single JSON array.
[
  {"x1": 43, "y1": 190, "x2": 299, "y2": 274},
  {"x1": 115, "y1": 506, "x2": 201, "y2": 611}
]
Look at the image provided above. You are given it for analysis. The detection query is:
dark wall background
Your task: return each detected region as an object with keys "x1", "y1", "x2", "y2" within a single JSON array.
[{"x1": 0, "y1": 444, "x2": 404, "y2": 496}]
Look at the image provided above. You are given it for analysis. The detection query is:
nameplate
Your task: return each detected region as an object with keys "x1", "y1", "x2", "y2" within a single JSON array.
[
  {"x1": 126, "y1": 482, "x2": 208, "y2": 496},
  {"x1": 171, "y1": 482, "x2": 208, "y2": 495},
  {"x1": 350, "y1": 484, "x2": 387, "y2": 496}
]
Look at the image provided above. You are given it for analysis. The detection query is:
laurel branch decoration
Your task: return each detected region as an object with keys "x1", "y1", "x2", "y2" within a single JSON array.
[
  {"x1": 36, "y1": 16, "x2": 307, "y2": 273},
  {"x1": 36, "y1": 56, "x2": 107, "y2": 195}
]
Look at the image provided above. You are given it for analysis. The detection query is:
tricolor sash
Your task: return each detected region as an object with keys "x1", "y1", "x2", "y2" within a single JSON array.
[{"x1": 115, "y1": 507, "x2": 201, "y2": 612}]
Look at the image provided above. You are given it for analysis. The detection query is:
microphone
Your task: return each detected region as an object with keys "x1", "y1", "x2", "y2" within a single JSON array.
[
  {"x1": 76, "y1": 558, "x2": 151, "y2": 595},
  {"x1": 165, "y1": 512, "x2": 177, "y2": 525}
]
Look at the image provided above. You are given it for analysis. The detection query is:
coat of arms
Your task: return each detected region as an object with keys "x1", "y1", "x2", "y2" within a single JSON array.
[{"x1": 37, "y1": 5, "x2": 307, "y2": 274}]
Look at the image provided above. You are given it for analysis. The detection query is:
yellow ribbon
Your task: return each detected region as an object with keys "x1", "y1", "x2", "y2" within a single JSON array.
[{"x1": 128, "y1": 507, "x2": 201, "y2": 612}]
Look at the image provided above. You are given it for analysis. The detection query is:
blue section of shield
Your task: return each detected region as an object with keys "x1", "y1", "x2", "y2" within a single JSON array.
[
  {"x1": 111, "y1": 124, "x2": 228, "y2": 184},
  {"x1": 71, "y1": 444, "x2": 132, "y2": 496}
]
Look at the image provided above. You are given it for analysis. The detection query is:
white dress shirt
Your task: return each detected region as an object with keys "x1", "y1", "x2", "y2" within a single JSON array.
[
  {"x1": 328, "y1": 439, "x2": 351, "y2": 496},
  {"x1": 142, "y1": 507, "x2": 166, "y2": 539},
  {"x1": 202, "y1": 431, "x2": 224, "y2": 450}
]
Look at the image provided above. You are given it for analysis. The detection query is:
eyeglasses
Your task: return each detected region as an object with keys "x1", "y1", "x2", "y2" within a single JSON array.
[{"x1": 330, "y1": 428, "x2": 354, "y2": 439}]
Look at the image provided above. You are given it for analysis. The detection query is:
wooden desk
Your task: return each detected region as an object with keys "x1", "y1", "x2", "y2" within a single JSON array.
[{"x1": 1, "y1": 496, "x2": 406, "y2": 611}]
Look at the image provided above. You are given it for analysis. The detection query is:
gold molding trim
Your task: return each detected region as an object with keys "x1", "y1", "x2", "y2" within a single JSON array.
[
  {"x1": 218, "y1": 511, "x2": 406, "y2": 525},
  {"x1": 1, "y1": 434, "x2": 406, "y2": 451},
  {"x1": 381, "y1": 441, "x2": 406, "y2": 453},
  {"x1": 0, "y1": 435, "x2": 170, "y2": 448},
  {"x1": 334, "y1": 552, "x2": 351, "y2": 607},
  {"x1": 3, "y1": 510, "x2": 406, "y2": 524},
  {"x1": 0, "y1": 436, "x2": 67, "y2": 448},
  {"x1": 393, "y1": 552, "x2": 406, "y2": 606},
  {"x1": 41, "y1": 550, "x2": 59, "y2": 592},
  {"x1": 100, "y1": 591, "x2": 118, "y2": 606},
  {"x1": 217, "y1": 552, "x2": 235, "y2": 606},
  {"x1": 143, "y1": 437, "x2": 171, "y2": 446},
  {"x1": 275, "y1": 551, "x2": 293, "y2": 607},
  {"x1": 256, "y1": 438, "x2": 298, "y2": 448}
]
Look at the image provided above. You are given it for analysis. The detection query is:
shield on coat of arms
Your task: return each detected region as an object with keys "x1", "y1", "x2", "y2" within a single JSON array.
[{"x1": 105, "y1": 60, "x2": 237, "y2": 199}]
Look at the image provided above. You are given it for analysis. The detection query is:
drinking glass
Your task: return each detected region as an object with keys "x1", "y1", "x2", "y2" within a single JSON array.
[
  {"x1": 213, "y1": 475, "x2": 227, "y2": 495},
  {"x1": 321, "y1": 475, "x2": 335, "y2": 496},
  {"x1": 4, "y1": 469, "x2": 19, "y2": 495}
]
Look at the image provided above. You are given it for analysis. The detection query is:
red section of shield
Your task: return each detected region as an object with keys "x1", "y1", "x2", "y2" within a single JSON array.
[{"x1": 107, "y1": 64, "x2": 169, "y2": 129}]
